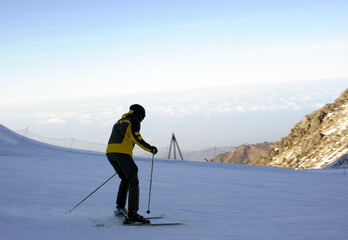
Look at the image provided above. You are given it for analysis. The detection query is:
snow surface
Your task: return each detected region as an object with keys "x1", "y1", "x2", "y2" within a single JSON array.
[{"x1": 1, "y1": 125, "x2": 348, "y2": 240}]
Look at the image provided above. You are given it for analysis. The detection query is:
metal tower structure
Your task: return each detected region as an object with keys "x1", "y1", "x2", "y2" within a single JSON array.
[{"x1": 168, "y1": 133, "x2": 184, "y2": 160}]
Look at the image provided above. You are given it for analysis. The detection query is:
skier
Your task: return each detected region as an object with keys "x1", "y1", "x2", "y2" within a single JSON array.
[{"x1": 106, "y1": 104, "x2": 158, "y2": 224}]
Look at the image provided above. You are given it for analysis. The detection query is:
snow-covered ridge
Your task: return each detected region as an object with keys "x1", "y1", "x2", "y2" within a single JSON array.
[{"x1": 0, "y1": 124, "x2": 103, "y2": 156}]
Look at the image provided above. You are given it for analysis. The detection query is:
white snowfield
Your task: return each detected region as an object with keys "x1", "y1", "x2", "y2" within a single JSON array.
[{"x1": 0, "y1": 125, "x2": 347, "y2": 240}]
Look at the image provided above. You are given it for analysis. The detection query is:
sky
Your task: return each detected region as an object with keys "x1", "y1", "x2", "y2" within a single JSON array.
[{"x1": 1, "y1": 0, "x2": 348, "y2": 151}]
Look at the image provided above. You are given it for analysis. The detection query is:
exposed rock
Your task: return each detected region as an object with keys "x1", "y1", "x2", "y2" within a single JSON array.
[
  {"x1": 267, "y1": 88, "x2": 347, "y2": 169},
  {"x1": 210, "y1": 88, "x2": 348, "y2": 169},
  {"x1": 212, "y1": 142, "x2": 271, "y2": 165}
]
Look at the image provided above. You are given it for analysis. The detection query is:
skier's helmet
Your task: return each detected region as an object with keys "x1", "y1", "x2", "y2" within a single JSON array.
[{"x1": 130, "y1": 104, "x2": 146, "y2": 122}]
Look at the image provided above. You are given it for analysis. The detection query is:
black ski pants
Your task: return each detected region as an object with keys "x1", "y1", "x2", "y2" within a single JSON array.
[{"x1": 107, "y1": 153, "x2": 139, "y2": 211}]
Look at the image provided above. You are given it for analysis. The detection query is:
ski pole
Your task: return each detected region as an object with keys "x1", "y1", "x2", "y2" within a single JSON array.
[
  {"x1": 146, "y1": 154, "x2": 155, "y2": 214},
  {"x1": 69, "y1": 173, "x2": 117, "y2": 213}
]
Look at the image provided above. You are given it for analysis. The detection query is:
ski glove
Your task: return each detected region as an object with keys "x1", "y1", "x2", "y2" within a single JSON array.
[{"x1": 151, "y1": 146, "x2": 158, "y2": 155}]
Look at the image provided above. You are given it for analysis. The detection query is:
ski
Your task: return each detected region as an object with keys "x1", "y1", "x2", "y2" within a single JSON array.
[
  {"x1": 96, "y1": 220, "x2": 185, "y2": 227},
  {"x1": 113, "y1": 211, "x2": 165, "y2": 220},
  {"x1": 122, "y1": 220, "x2": 185, "y2": 226},
  {"x1": 145, "y1": 213, "x2": 165, "y2": 219},
  {"x1": 95, "y1": 213, "x2": 167, "y2": 227}
]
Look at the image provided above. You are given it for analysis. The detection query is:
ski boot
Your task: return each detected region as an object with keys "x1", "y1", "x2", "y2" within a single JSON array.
[
  {"x1": 114, "y1": 206, "x2": 128, "y2": 217},
  {"x1": 123, "y1": 210, "x2": 150, "y2": 224}
]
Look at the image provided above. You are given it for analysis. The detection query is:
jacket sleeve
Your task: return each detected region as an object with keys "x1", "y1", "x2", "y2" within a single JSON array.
[{"x1": 130, "y1": 118, "x2": 153, "y2": 152}]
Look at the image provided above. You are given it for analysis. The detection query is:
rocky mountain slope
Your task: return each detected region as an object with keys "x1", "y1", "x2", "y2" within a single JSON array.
[
  {"x1": 210, "y1": 142, "x2": 271, "y2": 165},
  {"x1": 211, "y1": 88, "x2": 348, "y2": 169}
]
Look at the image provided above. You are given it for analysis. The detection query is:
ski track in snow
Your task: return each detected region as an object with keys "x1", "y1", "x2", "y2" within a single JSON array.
[{"x1": 0, "y1": 131, "x2": 348, "y2": 240}]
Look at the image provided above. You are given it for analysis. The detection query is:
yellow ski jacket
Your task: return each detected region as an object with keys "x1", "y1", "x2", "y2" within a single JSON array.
[{"x1": 106, "y1": 110, "x2": 152, "y2": 156}]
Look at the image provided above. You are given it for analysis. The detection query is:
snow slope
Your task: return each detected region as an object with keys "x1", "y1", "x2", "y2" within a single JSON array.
[{"x1": 0, "y1": 125, "x2": 347, "y2": 240}]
